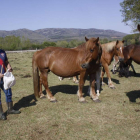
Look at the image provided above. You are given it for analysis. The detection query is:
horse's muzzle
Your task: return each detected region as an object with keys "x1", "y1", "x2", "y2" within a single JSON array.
[
  {"x1": 119, "y1": 57, "x2": 124, "y2": 62},
  {"x1": 81, "y1": 63, "x2": 89, "y2": 69}
]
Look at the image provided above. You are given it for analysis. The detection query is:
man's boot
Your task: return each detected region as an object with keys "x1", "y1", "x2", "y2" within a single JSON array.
[
  {"x1": 0, "y1": 104, "x2": 7, "y2": 120},
  {"x1": 7, "y1": 102, "x2": 21, "y2": 114}
]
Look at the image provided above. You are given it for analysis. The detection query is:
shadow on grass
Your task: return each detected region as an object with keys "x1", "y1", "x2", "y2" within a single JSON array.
[
  {"x1": 42, "y1": 85, "x2": 90, "y2": 96},
  {"x1": 113, "y1": 71, "x2": 139, "y2": 78},
  {"x1": 103, "y1": 77, "x2": 120, "y2": 85},
  {"x1": 13, "y1": 94, "x2": 37, "y2": 110},
  {"x1": 42, "y1": 84, "x2": 104, "y2": 98},
  {"x1": 126, "y1": 90, "x2": 140, "y2": 102},
  {"x1": 129, "y1": 71, "x2": 140, "y2": 77}
]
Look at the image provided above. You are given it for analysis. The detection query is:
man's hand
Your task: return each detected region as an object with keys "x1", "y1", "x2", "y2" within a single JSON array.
[
  {"x1": 0, "y1": 73, "x2": 4, "y2": 78},
  {"x1": 7, "y1": 63, "x2": 13, "y2": 72}
]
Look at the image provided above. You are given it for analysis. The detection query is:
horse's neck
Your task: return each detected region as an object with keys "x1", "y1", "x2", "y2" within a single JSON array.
[
  {"x1": 74, "y1": 43, "x2": 86, "y2": 51},
  {"x1": 102, "y1": 49, "x2": 115, "y2": 64}
]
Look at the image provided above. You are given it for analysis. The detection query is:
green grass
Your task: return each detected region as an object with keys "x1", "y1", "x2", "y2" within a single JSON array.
[{"x1": 0, "y1": 52, "x2": 140, "y2": 140}]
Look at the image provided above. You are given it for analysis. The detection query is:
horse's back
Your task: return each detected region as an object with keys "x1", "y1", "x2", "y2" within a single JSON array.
[
  {"x1": 124, "y1": 45, "x2": 140, "y2": 64},
  {"x1": 34, "y1": 46, "x2": 81, "y2": 77},
  {"x1": 131, "y1": 45, "x2": 140, "y2": 64},
  {"x1": 48, "y1": 48, "x2": 81, "y2": 77}
]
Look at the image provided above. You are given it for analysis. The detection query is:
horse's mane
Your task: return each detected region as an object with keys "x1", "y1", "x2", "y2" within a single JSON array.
[
  {"x1": 101, "y1": 41, "x2": 116, "y2": 52},
  {"x1": 73, "y1": 43, "x2": 86, "y2": 51}
]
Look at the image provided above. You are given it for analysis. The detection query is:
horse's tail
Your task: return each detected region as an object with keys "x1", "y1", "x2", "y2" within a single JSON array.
[{"x1": 32, "y1": 52, "x2": 40, "y2": 98}]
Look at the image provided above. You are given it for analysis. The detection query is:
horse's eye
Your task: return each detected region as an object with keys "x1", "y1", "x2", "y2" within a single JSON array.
[
  {"x1": 116, "y1": 48, "x2": 119, "y2": 51},
  {"x1": 90, "y1": 49, "x2": 94, "y2": 53}
]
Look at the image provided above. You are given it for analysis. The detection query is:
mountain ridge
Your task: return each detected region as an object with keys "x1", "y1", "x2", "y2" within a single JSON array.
[{"x1": 0, "y1": 28, "x2": 127, "y2": 42}]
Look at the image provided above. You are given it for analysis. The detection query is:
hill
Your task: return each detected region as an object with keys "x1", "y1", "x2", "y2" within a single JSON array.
[{"x1": 0, "y1": 28, "x2": 127, "y2": 42}]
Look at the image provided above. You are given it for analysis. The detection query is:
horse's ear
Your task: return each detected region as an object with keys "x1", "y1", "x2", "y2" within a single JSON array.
[
  {"x1": 85, "y1": 37, "x2": 89, "y2": 42},
  {"x1": 122, "y1": 40, "x2": 125, "y2": 43},
  {"x1": 116, "y1": 40, "x2": 119, "y2": 45},
  {"x1": 95, "y1": 37, "x2": 99, "y2": 43},
  {"x1": 137, "y1": 24, "x2": 140, "y2": 31}
]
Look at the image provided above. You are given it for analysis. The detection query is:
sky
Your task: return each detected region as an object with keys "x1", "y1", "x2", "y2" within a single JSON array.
[{"x1": 0, "y1": 0, "x2": 132, "y2": 34}]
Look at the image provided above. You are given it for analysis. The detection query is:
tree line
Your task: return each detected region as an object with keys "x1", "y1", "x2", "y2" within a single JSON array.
[
  {"x1": 0, "y1": 36, "x2": 112, "y2": 51},
  {"x1": 0, "y1": 35, "x2": 139, "y2": 51},
  {"x1": 122, "y1": 33, "x2": 140, "y2": 46}
]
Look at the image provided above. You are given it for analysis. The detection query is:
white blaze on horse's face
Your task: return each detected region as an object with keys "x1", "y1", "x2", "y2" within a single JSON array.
[
  {"x1": 120, "y1": 46, "x2": 122, "y2": 53},
  {"x1": 115, "y1": 40, "x2": 124, "y2": 62}
]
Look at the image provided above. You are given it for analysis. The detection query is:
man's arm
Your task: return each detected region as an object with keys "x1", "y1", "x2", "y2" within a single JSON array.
[{"x1": 0, "y1": 73, "x2": 4, "y2": 78}]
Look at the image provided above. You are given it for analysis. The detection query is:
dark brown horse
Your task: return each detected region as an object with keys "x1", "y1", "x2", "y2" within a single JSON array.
[
  {"x1": 111, "y1": 55, "x2": 136, "y2": 77},
  {"x1": 119, "y1": 59, "x2": 136, "y2": 77},
  {"x1": 123, "y1": 44, "x2": 140, "y2": 64},
  {"x1": 138, "y1": 24, "x2": 140, "y2": 32},
  {"x1": 101, "y1": 40, "x2": 124, "y2": 89},
  {"x1": 32, "y1": 37, "x2": 102, "y2": 103},
  {"x1": 121, "y1": 24, "x2": 140, "y2": 75}
]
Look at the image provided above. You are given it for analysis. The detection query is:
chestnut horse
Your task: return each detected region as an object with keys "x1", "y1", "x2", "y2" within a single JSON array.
[
  {"x1": 32, "y1": 37, "x2": 102, "y2": 103},
  {"x1": 101, "y1": 40, "x2": 124, "y2": 89}
]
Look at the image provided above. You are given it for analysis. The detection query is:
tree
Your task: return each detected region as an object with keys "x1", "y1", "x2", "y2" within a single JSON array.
[
  {"x1": 102, "y1": 38, "x2": 109, "y2": 44},
  {"x1": 123, "y1": 33, "x2": 139, "y2": 45},
  {"x1": 120, "y1": 0, "x2": 140, "y2": 31},
  {"x1": 56, "y1": 41, "x2": 68, "y2": 48}
]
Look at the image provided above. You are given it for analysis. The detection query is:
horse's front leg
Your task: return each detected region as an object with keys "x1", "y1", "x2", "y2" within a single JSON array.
[
  {"x1": 41, "y1": 70, "x2": 57, "y2": 102},
  {"x1": 131, "y1": 64, "x2": 136, "y2": 75},
  {"x1": 101, "y1": 67, "x2": 105, "y2": 86},
  {"x1": 77, "y1": 72, "x2": 86, "y2": 103},
  {"x1": 89, "y1": 73, "x2": 101, "y2": 102},
  {"x1": 103, "y1": 63, "x2": 115, "y2": 89}
]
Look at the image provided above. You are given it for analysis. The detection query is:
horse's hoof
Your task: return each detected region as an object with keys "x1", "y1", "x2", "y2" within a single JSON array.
[
  {"x1": 50, "y1": 100, "x2": 57, "y2": 103},
  {"x1": 110, "y1": 86, "x2": 115, "y2": 89},
  {"x1": 93, "y1": 99, "x2": 101, "y2": 103},
  {"x1": 40, "y1": 95, "x2": 46, "y2": 99},
  {"x1": 78, "y1": 97, "x2": 86, "y2": 103},
  {"x1": 79, "y1": 100, "x2": 87, "y2": 103},
  {"x1": 75, "y1": 81, "x2": 79, "y2": 84},
  {"x1": 97, "y1": 94, "x2": 100, "y2": 97}
]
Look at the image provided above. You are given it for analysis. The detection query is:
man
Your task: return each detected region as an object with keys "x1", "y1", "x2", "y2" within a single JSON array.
[{"x1": 0, "y1": 49, "x2": 20, "y2": 121}]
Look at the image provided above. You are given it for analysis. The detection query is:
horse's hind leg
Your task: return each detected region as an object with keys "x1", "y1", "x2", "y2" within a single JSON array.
[
  {"x1": 41, "y1": 70, "x2": 57, "y2": 102},
  {"x1": 73, "y1": 76, "x2": 79, "y2": 83},
  {"x1": 77, "y1": 72, "x2": 86, "y2": 102},
  {"x1": 39, "y1": 74, "x2": 46, "y2": 99}
]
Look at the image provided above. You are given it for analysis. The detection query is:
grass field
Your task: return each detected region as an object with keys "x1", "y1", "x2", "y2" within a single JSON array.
[{"x1": 0, "y1": 51, "x2": 140, "y2": 140}]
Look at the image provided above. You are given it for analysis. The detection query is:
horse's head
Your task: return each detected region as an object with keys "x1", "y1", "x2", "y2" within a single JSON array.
[
  {"x1": 137, "y1": 24, "x2": 140, "y2": 32},
  {"x1": 81, "y1": 37, "x2": 101, "y2": 69},
  {"x1": 114, "y1": 40, "x2": 124, "y2": 62}
]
